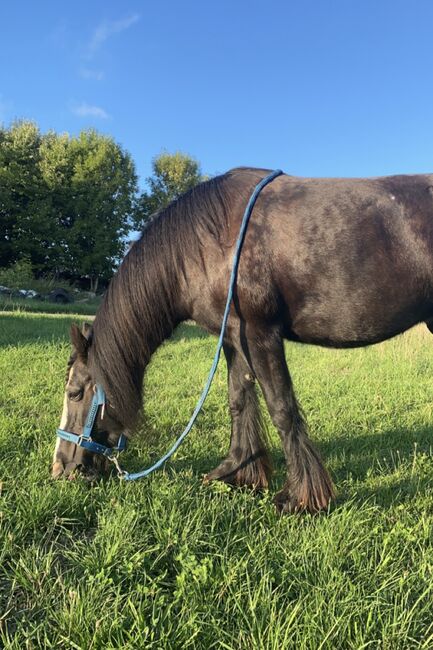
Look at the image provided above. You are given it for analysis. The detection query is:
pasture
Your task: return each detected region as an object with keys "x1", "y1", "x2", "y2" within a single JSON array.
[
  {"x1": 0, "y1": 296, "x2": 100, "y2": 316},
  {"x1": 1, "y1": 310, "x2": 433, "y2": 648}
]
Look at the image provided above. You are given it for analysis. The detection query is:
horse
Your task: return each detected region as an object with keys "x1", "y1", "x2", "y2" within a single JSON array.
[{"x1": 52, "y1": 167, "x2": 433, "y2": 513}]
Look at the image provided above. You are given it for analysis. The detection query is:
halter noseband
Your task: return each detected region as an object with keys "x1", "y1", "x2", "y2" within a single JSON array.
[{"x1": 56, "y1": 384, "x2": 127, "y2": 457}]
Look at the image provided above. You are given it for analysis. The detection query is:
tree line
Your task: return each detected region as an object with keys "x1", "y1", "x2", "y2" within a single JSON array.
[{"x1": 0, "y1": 121, "x2": 204, "y2": 291}]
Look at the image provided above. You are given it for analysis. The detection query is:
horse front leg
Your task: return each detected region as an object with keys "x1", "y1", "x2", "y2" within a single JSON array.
[
  {"x1": 245, "y1": 327, "x2": 334, "y2": 514},
  {"x1": 204, "y1": 343, "x2": 272, "y2": 489}
]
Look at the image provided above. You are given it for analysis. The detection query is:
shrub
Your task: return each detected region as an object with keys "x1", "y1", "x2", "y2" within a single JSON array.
[
  {"x1": 0, "y1": 257, "x2": 34, "y2": 289},
  {"x1": 0, "y1": 261, "x2": 75, "y2": 294},
  {"x1": 27, "y1": 273, "x2": 72, "y2": 294}
]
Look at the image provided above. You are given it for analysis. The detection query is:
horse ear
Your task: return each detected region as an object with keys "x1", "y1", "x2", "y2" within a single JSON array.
[
  {"x1": 70, "y1": 323, "x2": 89, "y2": 361},
  {"x1": 81, "y1": 322, "x2": 93, "y2": 339}
]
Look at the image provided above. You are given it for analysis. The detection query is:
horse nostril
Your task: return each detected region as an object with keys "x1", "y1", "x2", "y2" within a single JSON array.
[{"x1": 63, "y1": 461, "x2": 80, "y2": 478}]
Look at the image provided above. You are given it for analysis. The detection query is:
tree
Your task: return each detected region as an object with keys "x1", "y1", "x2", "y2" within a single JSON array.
[
  {"x1": 67, "y1": 131, "x2": 137, "y2": 291},
  {"x1": 40, "y1": 129, "x2": 137, "y2": 291},
  {"x1": 38, "y1": 130, "x2": 75, "y2": 275},
  {"x1": 0, "y1": 123, "x2": 138, "y2": 291},
  {"x1": 0, "y1": 121, "x2": 52, "y2": 270},
  {"x1": 133, "y1": 151, "x2": 205, "y2": 229}
]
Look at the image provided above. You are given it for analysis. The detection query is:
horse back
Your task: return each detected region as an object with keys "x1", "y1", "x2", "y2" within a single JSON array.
[
  {"x1": 262, "y1": 173, "x2": 433, "y2": 346},
  {"x1": 184, "y1": 169, "x2": 433, "y2": 347}
]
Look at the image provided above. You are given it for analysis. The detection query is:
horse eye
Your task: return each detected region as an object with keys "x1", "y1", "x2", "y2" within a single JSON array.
[{"x1": 68, "y1": 389, "x2": 84, "y2": 402}]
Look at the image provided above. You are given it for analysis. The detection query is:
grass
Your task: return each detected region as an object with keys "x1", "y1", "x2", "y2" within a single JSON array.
[
  {"x1": 1, "y1": 309, "x2": 433, "y2": 648},
  {"x1": 0, "y1": 296, "x2": 101, "y2": 315}
]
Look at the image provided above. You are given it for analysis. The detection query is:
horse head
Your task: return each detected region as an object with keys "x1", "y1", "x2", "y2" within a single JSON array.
[{"x1": 52, "y1": 323, "x2": 126, "y2": 480}]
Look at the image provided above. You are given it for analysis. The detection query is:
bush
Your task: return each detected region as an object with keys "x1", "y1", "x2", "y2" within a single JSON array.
[
  {"x1": 27, "y1": 273, "x2": 72, "y2": 294},
  {"x1": 0, "y1": 260, "x2": 75, "y2": 294},
  {"x1": 0, "y1": 258, "x2": 34, "y2": 289}
]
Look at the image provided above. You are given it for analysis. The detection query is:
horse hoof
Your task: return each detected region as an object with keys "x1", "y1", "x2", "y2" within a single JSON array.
[
  {"x1": 204, "y1": 460, "x2": 237, "y2": 485},
  {"x1": 274, "y1": 489, "x2": 300, "y2": 514},
  {"x1": 273, "y1": 488, "x2": 330, "y2": 515}
]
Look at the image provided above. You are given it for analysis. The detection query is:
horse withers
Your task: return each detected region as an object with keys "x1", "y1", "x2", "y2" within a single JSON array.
[{"x1": 52, "y1": 167, "x2": 433, "y2": 513}]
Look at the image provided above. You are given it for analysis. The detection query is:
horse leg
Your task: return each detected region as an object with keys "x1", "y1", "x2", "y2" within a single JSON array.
[
  {"x1": 204, "y1": 343, "x2": 272, "y2": 489},
  {"x1": 245, "y1": 328, "x2": 334, "y2": 513}
]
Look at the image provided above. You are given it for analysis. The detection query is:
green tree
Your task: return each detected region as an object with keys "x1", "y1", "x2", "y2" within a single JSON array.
[
  {"x1": 0, "y1": 121, "x2": 52, "y2": 270},
  {"x1": 40, "y1": 129, "x2": 137, "y2": 291},
  {"x1": 133, "y1": 151, "x2": 205, "y2": 229},
  {"x1": 69, "y1": 131, "x2": 137, "y2": 291},
  {"x1": 0, "y1": 123, "x2": 137, "y2": 291},
  {"x1": 39, "y1": 131, "x2": 74, "y2": 275}
]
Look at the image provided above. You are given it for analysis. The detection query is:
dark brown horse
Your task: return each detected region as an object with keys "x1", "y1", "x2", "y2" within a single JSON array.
[{"x1": 53, "y1": 167, "x2": 433, "y2": 513}]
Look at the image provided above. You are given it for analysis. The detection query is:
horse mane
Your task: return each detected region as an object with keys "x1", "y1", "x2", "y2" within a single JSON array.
[{"x1": 89, "y1": 167, "x2": 267, "y2": 431}]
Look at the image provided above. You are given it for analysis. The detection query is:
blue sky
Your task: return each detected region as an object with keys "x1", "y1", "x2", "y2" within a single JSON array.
[{"x1": 1, "y1": 1, "x2": 433, "y2": 188}]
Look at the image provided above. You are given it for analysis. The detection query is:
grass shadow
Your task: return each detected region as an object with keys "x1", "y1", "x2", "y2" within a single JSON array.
[
  {"x1": 0, "y1": 312, "x2": 86, "y2": 348},
  {"x1": 0, "y1": 297, "x2": 100, "y2": 315},
  {"x1": 320, "y1": 424, "x2": 433, "y2": 480},
  {"x1": 0, "y1": 315, "x2": 209, "y2": 349},
  {"x1": 170, "y1": 322, "x2": 211, "y2": 342}
]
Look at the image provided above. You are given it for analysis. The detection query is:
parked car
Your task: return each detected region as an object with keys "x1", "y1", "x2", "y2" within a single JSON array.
[{"x1": 47, "y1": 288, "x2": 73, "y2": 304}]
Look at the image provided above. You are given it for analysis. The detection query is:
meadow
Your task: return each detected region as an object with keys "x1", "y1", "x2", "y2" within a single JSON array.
[
  {"x1": 0, "y1": 309, "x2": 433, "y2": 648},
  {"x1": 0, "y1": 296, "x2": 100, "y2": 316}
]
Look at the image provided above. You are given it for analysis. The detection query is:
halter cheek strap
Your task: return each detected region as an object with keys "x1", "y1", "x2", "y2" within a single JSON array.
[{"x1": 56, "y1": 384, "x2": 127, "y2": 457}]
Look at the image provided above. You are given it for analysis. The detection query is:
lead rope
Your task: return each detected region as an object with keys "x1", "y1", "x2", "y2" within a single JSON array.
[{"x1": 114, "y1": 169, "x2": 283, "y2": 481}]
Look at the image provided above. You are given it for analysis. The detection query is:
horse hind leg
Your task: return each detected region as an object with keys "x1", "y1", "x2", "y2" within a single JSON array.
[
  {"x1": 204, "y1": 343, "x2": 272, "y2": 489},
  {"x1": 245, "y1": 327, "x2": 334, "y2": 514}
]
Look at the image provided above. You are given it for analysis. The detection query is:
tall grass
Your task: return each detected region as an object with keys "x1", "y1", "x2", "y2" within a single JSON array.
[{"x1": 0, "y1": 311, "x2": 432, "y2": 648}]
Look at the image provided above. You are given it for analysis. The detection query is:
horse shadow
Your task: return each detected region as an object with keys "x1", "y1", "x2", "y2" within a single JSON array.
[
  {"x1": 318, "y1": 424, "x2": 433, "y2": 508},
  {"x1": 170, "y1": 322, "x2": 211, "y2": 342},
  {"x1": 124, "y1": 420, "x2": 433, "y2": 511}
]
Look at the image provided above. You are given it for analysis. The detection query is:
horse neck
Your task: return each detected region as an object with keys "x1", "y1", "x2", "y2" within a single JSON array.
[
  {"x1": 138, "y1": 241, "x2": 189, "y2": 360},
  {"x1": 90, "y1": 227, "x2": 188, "y2": 429}
]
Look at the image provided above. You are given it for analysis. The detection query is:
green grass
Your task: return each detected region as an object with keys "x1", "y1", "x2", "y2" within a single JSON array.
[
  {"x1": 1, "y1": 311, "x2": 433, "y2": 648},
  {"x1": 0, "y1": 296, "x2": 101, "y2": 315}
]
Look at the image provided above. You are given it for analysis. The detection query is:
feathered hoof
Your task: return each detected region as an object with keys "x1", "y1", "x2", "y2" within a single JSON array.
[
  {"x1": 204, "y1": 455, "x2": 270, "y2": 490},
  {"x1": 273, "y1": 482, "x2": 334, "y2": 515}
]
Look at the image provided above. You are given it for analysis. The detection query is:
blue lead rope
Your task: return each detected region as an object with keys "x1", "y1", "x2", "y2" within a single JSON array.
[
  {"x1": 122, "y1": 169, "x2": 283, "y2": 481},
  {"x1": 56, "y1": 169, "x2": 283, "y2": 479}
]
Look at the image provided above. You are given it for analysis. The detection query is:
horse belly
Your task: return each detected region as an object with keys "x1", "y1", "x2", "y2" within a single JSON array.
[{"x1": 283, "y1": 282, "x2": 430, "y2": 347}]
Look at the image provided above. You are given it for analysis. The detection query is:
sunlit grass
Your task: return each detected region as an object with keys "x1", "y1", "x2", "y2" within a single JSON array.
[{"x1": 1, "y1": 311, "x2": 433, "y2": 648}]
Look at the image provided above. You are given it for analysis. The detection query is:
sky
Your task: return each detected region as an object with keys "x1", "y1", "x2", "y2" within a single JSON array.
[{"x1": 1, "y1": 1, "x2": 433, "y2": 188}]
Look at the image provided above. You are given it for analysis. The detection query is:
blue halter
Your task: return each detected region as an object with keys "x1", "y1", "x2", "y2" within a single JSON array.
[
  {"x1": 56, "y1": 169, "x2": 283, "y2": 479},
  {"x1": 56, "y1": 384, "x2": 127, "y2": 457}
]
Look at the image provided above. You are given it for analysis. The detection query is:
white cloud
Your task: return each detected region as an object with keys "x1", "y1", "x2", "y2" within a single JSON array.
[
  {"x1": 71, "y1": 102, "x2": 110, "y2": 119},
  {"x1": 79, "y1": 68, "x2": 104, "y2": 81},
  {"x1": 87, "y1": 13, "x2": 140, "y2": 57}
]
